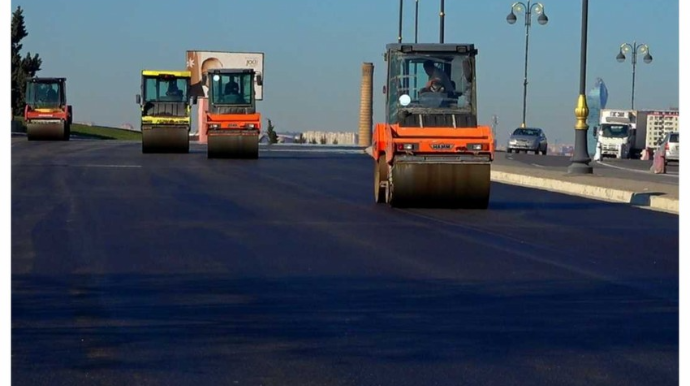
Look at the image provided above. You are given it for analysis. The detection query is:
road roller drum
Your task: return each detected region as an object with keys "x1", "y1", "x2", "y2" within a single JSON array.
[
  {"x1": 207, "y1": 131, "x2": 259, "y2": 159},
  {"x1": 141, "y1": 126, "x2": 189, "y2": 153},
  {"x1": 26, "y1": 121, "x2": 70, "y2": 141},
  {"x1": 388, "y1": 159, "x2": 490, "y2": 209}
]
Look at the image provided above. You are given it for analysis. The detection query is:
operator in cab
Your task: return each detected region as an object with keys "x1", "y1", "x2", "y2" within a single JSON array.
[
  {"x1": 223, "y1": 81, "x2": 246, "y2": 104},
  {"x1": 166, "y1": 81, "x2": 183, "y2": 101},
  {"x1": 420, "y1": 59, "x2": 455, "y2": 94}
]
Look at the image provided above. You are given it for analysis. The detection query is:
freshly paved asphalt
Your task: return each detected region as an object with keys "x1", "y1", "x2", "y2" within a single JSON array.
[{"x1": 12, "y1": 138, "x2": 679, "y2": 386}]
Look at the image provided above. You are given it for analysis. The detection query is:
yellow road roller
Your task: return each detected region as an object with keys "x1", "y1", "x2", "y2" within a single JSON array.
[{"x1": 136, "y1": 70, "x2": 196, "y2": 153}]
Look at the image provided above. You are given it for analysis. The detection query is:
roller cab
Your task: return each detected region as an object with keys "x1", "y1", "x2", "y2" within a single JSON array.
[
  {"x1": 371, "y1": 44, "x2": 495, "y2": 209},
  {"x1": 136, "y1": 70, "x2": 195, "y2": 153},
  {"x1": 24, "y1": 77, "x2": 72, "y2": 141},
  {"x1": 205, "y1": 68, "x2": 262, "y2": 159}
]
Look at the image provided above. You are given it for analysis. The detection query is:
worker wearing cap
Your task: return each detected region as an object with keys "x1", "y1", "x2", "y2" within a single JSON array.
[{"x1": 420, "y1": 59, "x2": 455, "y2": 94}]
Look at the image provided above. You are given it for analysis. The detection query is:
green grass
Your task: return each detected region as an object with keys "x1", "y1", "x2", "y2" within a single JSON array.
[
  {"x1": 13, "y1": 116, "x2": 141, "y2": 140},
  {"x1": 70, "y1": 123, "x2": 141, "y2": 140}
]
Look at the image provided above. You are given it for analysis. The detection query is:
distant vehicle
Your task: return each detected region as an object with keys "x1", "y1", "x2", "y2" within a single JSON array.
[
  {"x1": 507, "y1": 127, "x2": 547, "y2": 155},
  {"x1": 657, "y1": 131, "x2": 679, "y2": 165},
  {"x1": 595, "y1": 109, "x2": 640, "y2": 159},
  {"x1": 205, "y1": 68, "x2": 263, "y2": 159},
  {"x1": 135, "y1": 70, "x2": 196, "y2": 154},
  {"x1": 24, "y1": 77, "x2": 72, "y2": 141}
]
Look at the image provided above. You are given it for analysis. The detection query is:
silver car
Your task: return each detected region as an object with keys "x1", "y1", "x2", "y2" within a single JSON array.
[
  {"x1": 507, "y1": 127, "x2": 548, "y2": 155},
  {"x1": 658, "y1": 131, "x2": 679, "y2": 164}
]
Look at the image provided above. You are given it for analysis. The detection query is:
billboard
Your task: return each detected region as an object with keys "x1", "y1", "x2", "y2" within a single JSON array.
[{"x1": 186, "y1": 51, "x2": 264, "y2": 100}]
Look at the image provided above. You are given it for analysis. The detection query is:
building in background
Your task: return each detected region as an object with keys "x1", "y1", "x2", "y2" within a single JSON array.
[
  {"x1": 636, "y1": 109, "x2": 679, "y2": 148},
  {"x1": 302, "y1": 131, "x2": 358, "y2": 145}
]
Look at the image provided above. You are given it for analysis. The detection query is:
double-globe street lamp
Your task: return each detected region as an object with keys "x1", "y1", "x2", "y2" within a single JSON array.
[
  {"x1": 616, "y1": 41, "x2": 653, "y2": 110},
  {"x1": 507, "y1": 1, "x2": 548, "y2": 128}
]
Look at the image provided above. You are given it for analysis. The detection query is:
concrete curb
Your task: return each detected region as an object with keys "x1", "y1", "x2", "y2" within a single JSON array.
[
  {"x1": 491, "y1": 171, "x2": 679, "y2": 215},
  {"x1": 648, "y1": 195, "x2": 679, "y2": 214}
]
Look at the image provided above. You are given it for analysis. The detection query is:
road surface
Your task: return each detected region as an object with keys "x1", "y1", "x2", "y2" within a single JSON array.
[
  {"x1": 12, "y1": 139, "x2": 679, "y2": 386},
  {"x1": 497, "y1": 151, "x2": 679, "y2": 186}
]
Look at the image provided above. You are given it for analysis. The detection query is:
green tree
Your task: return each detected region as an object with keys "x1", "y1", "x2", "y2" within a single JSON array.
[
  {"x1": 332, "y1": 138, "x2": 338, "y2": 145},
  {"x1": 266, "y1": 119, "x2": 278, "y2": 144},
  {"x1": 11, "y1": 6, "x2": 42, "y2": 116},
  {"x1": 319, "y1": 135, "x2": 327, "y2": 145},
  {"x1": 309, "y1": 138, "x2": 317, "y2": 144}
]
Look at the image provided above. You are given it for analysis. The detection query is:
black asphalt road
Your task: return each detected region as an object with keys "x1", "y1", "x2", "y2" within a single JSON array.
[
  {"x1": 497, "y1": 152, "x2": 679, "y2": 186},
  {"x1": 12, "y1": 139, "x2": 679, "y2": 386}
]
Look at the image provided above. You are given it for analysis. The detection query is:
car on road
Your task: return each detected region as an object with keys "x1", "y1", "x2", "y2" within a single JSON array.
[
  {"x1": 657, "y1": 131, "x2": 679, "y2": 164},
  {"x1": 507, "y1": 127, "x2": 548, "y2": 155}
]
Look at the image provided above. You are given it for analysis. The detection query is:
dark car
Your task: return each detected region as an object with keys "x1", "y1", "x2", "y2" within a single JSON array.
[{"x1": 507, "y1": 127, "x2": 548, "y2": 155}]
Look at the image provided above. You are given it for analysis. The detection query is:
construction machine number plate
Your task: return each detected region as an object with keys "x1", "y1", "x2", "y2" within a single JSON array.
[{"x1": 28, "y1": 119, "x2": 60, "y2": 124}]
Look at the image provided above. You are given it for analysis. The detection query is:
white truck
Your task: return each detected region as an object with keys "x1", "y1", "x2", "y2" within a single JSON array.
[{"x1": 594, "y1": 109, "x2": 646, "y2": 159}]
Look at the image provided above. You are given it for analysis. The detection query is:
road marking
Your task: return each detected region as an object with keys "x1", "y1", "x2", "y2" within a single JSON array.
[
  {"x1": 261, "y1": 148, "x2": 366, "y2": 154},
  {"x1": 595, "y1": 160, "x2": 678, "y2": 178},
  {"x1": 530, "y1": 163, "x2": 545, "y2": 168},
  {"x1": 82, "y1": 164, "x2": 142, "y2": 168}
]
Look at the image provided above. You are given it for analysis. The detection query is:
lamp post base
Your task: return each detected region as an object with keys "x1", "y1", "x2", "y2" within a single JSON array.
[
  {"x1": 568, "y1": 92, "x2": 593, "y2": 174},
  {"x1": 568, "y1": 128, "x2": 593, "y2": 174},
  {"x1": 567, "y1": 162, "x2": 593, "y2": 174}
]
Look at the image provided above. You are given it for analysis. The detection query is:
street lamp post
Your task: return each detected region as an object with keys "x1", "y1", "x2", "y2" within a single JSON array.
[
  {"x1": 507, "y1": 1, "x2": 548, "y2": 128},
  {"x1": 616, "y1": 41, "x2": 653, "y2": 110},
  {"x1": 567, "y1": 0, "x2": 592, "y2": 174}
]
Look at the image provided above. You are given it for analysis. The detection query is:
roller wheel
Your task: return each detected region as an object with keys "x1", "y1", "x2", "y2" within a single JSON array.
[
  {"x1": 141, "y1": 127, "x2": 189, "y2": 154},
  {"x1": 26, "y1": 122, "x2": 66, "y2": 141},
  {"x1": 374, "y1": 156, "x2": 388, "y2": 203},
  {"x1": 208, "y1": 133, "x2": 259, "y2": 159}
]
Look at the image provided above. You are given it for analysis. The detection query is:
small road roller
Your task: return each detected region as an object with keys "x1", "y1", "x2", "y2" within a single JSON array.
[
  {"x1": 24, "y1": 77, "x2": 72, "y2": 141},
  {"x1": 205, "y1": 68, "x2": 263, "y2": 159}
]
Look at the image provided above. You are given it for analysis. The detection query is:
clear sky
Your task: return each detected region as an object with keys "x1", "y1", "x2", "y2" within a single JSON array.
[{"x1": 9, "y1": 0, "x2": 680, "y2": 145}]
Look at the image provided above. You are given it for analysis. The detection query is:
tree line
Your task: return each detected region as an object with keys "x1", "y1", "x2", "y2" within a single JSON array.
[{"x1": 11, "y1": 6, "x2": 42, "y2": 116}]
